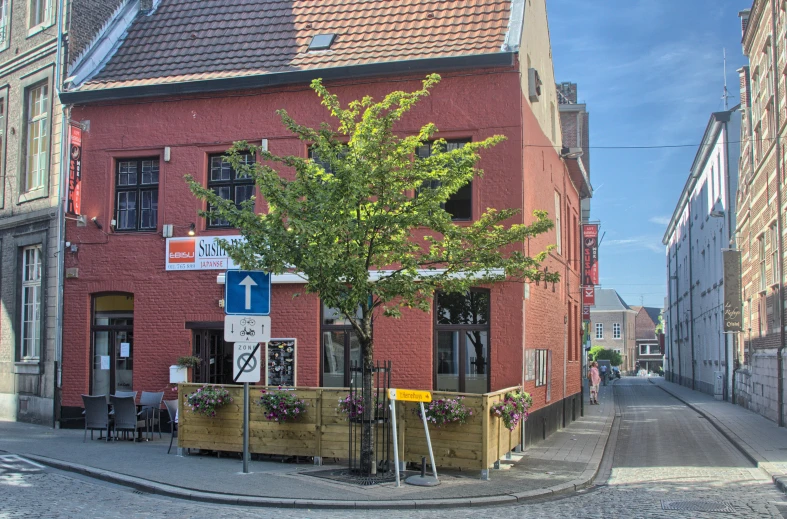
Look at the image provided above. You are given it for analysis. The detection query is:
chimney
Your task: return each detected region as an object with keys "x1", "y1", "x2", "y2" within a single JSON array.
[{"x1": 739, "y1": 9, "x2": 750, "y2": 39}]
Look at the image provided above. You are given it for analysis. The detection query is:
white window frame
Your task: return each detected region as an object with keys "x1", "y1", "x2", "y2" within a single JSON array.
[
  {"x1": 24, "y1": 82, "x2": 48, "y2": 193},
  {"x1": 28, "y1": 0, "x2": 53, "y2": 34},
  {"x1": 20, "y1": 245, "x2": 42, "y2": 359},
  {"x1": 760, "y1": 233, "x2": 767, "y2": 291},
  {"x1": 554, "y1": 191, "x2": 562, "y2": 255},
  {"x1": 595, "y1": 323, "x2": 603, "y2": 339},
  {"x1": 0, "y1": 0, "x2": 9, "y2": 51},
  {"x1": 771, "y1": 223, "x2": 779, "y2": 286},
  {"x1": 613, "y1": 322, "x2": 621, "y2": 339}
]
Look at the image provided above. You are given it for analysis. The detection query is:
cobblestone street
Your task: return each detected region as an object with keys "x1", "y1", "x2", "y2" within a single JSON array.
[{"x1": 2, "y1": 378, "x2": 787, "y2": 518}]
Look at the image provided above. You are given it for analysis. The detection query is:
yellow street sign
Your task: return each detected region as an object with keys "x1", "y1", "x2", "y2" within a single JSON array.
[{"x1": 388, "y1": 388, "x2": 431, "y2": 403}]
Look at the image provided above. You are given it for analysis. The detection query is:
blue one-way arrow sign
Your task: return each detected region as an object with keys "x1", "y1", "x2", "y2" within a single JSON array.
[{"x1": 225, "y1": 270, "x2": 271, "y2": 315}]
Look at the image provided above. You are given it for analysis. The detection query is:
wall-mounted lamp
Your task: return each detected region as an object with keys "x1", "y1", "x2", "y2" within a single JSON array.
[
  {"x1": 188, "y1": 223, "x2": 196, "y2": 236},
  {"x1": 91, "y1": 216, "x2": 103, "y2": 230}
]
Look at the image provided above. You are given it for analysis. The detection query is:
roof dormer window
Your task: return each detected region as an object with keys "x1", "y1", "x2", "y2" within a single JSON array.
[{"x1": 308, "y1": 33, "x2": 335, "y2": 51}]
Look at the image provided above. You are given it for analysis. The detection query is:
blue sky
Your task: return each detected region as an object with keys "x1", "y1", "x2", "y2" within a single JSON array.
[{"x1": 548, "y1": 0, "x2": 748, "y2": 308}]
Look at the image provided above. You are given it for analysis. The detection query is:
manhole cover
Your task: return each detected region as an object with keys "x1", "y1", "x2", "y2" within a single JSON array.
[{"x1": 661, "y1": 500, "x2": 735, "y2": 513}]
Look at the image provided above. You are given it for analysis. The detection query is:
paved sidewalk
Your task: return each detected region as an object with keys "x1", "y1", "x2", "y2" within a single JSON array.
[
  {"x1": 0, "y1": 386, "x2": 614, "y2": 510},
  {"x1": 651, "y1": 377, "x2": 787, "y2": 494}
]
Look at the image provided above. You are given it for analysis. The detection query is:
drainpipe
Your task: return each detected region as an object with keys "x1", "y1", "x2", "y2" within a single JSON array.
[
  {"x1": 52, "y1": 0, "x2": 67, "y2": 429},
  {"x1": 723, "y1": 114, "x2": 734, "y2": 403},
  {"x1": 675, "y1": 242, "x2": 681, "y2": 384},
  {"x1": 668, "y1": 249, "x2": 674, "y2": 381},
  {"x1": 687, "y1": 194, "x2": 696, "y2": 390},
  {"x1": 769, "y1": 0, "x2": 786, "y2": 427}
]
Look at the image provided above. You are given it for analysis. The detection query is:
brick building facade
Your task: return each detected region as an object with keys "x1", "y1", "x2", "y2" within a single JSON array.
[
  {"x1": 56, "y1": 0, "x2": 589, "y2": 445},
  {"x1": 0, "y1": 0, "x2": 119, "y2": 424},
  {"x1": 589, "y1": 289, "x2": 636, "y2": 373},
  {"x1": 632, "y1": 306, "x2": 663, "y2": 374},
  {"x1": 734, "y1": 2, "x2": 787, "y2": 423}
]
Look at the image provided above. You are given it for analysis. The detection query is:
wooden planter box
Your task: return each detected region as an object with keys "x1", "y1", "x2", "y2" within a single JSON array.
[{"x1": 177, "y1": 384, "x2": 523, "y2": 472}]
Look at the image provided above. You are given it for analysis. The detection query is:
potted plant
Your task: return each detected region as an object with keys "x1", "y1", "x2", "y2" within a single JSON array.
[
  {"x1": 185, "y1": 385, "x2": 233, "y2": 417},
  {"x1": 490, "y1": 389, "x2": 532, "y2": 431},
  {"x1": 414, "y1": 396, "x2": 473, "y2": 428},
  {"x1": 258, "y1": 388, "x2": 308, "y2": 422},
  {"x1": 337, "y1": 394, "x2": 385, "y2": 422},
  {"x1": 171, "y1": 355, "x2": 201, "y2": 383}
]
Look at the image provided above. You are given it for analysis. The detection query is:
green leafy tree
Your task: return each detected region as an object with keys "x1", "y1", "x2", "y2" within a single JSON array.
[
  {"x1": 589, "y1": 346, "x2": 622, "y2": 366},
  {"x1": 654, "y1": 314, "x2": 664, "y2": 336},
  {"x1": 187, "y1": 74, "x2": 558, "y2": 475}
]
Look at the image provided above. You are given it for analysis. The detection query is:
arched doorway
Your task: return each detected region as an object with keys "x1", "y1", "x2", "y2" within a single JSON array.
[{"x1": 91, "y1": 294, "x2": 134, "y2": 395}]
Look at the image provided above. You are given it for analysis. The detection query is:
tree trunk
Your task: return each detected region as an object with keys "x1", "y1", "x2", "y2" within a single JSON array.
[{"x1": 360, "y1": 337, "x2": 375, "y2": 475}]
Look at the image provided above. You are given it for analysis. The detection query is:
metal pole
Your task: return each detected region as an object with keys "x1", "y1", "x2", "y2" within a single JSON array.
[
  {"x1": 419, "y1": 402, "x2": 438, "y2": 481},
  {"x1": 243, "y1": 382, "x2": 250, "y2": 474},
  {"x1": 390, "y1": 400, "x2": 400, "y2": 487}
]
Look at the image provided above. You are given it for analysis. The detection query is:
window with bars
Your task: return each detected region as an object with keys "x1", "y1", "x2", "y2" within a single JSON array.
[
  {"x1": 207, "y1": 153, "x2": 254, "y2": 227},
  {"x1": 115, "y1": 158, "x2": 159, "y2": 231},
  {"x1": 20, "y1": 245, "x2": 42, "y2": 359},
  {"x1": 417, "y1": 139, "x2": 472, "y2": 220},
  {"x1": 595, "y1": 323, "x2": 603, "y2": 339},
  {"x1": 613, "y1": 322, "x2": 621, "y2": 339},
  {"x1": 24, "y1": 82, "x2": 48, "y2": 192},
  {"x1": 535, "y1": 349, "x2": 548, "y2": 387},
  {"x1": 28, "y1": 0, "x2": 52, "y2": 30}
]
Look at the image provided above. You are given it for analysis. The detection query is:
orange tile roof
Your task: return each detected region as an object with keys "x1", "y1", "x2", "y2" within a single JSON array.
[{"x1": 79, "y1": 0, "x2": 514, "y2": 91}]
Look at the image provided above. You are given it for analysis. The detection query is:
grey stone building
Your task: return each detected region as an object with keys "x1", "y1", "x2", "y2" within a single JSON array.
[
  {"x1": 589, "y1": 289, "x2": 637, "y2": 373},
  {"x1": 0, "y1": 0, "x2": 121, "y2": 424}
]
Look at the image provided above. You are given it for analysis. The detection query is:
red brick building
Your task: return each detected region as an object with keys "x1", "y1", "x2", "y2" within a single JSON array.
[{"x1": 57, "y1": 0, "x2": 587, "y2": 444}]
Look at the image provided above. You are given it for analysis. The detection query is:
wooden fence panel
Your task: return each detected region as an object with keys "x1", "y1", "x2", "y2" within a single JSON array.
[{"x1": 177, "y1": 384, "x2": 524, "y2": 472}]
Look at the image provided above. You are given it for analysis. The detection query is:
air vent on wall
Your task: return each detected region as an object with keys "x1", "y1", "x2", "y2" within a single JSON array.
[{"x1": 528, "y1": 68, "x2": 542, "y2": 102}]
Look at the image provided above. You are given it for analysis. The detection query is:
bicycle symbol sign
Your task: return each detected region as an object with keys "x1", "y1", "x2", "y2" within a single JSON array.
[{"x1": 233, "y1": 342, "x2": 261, "y2": 383}]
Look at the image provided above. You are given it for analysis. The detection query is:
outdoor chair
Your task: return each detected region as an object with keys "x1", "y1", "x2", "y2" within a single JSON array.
[
  {"x1": 163, "y1": 399, "x2": 179, "y2": 454},
  {"x1": 82, "y1": 394, "x2": 112, "y2": 442},
  {"x1": 110, "y1": 395, "x2": 146, "y2": 441},
  {"x1": 140, "y1": 391, "x2": 164, "y2": 440}
]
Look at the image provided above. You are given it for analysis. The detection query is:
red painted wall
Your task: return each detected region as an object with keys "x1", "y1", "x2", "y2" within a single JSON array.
[{"x1": 62, "y1": 67, "x2": 581, "y2": 412}]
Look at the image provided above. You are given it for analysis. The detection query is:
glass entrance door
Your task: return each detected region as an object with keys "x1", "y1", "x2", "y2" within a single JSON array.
[{"x1": 91, "y1": 295, "x2": 134, "y2": 396}]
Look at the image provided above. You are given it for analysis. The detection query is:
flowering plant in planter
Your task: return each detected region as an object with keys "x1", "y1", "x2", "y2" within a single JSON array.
[
  {"x1": 337, "y1": 394, "x2": 384, "y2": 421},
  {"x1": 258, "y1": 388, "x2": 308, "y2": 422},
  {"x1": 490, "y1": 389, "x2": 532, "y2": 431},
  {"x1": 414, "y1": 396, "x2": 473, "y2": 427},
  {"x1": 186, "y1": 385, "x2": 233, "y2": 417}
]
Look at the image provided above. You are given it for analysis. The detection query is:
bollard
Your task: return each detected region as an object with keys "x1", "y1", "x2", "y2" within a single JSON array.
[{"x1": 421, "y1": 456, "x2": 426, "y2": 478}]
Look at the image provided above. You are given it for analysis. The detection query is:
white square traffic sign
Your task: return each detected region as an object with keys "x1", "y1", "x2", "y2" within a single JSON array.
[
  {"x1": 224, "y1": 315, "x2": 271, "y2": 343},
  {"x1": 233, "y1": 342, "x2": 261, "y2": 383}
]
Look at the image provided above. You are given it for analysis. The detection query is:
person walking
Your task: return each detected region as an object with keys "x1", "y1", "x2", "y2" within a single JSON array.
[
  {"x1": 600, "y1": 364, "x2": 608, "y2": 386},
  {"x1": 589, "y1": 362, "x2": 601, "y2": 405}
]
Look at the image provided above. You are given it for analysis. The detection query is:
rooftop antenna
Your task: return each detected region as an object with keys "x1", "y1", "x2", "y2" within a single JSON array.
[{"x1": 722, "y1": 48, "x2": 732, "y2": 110}]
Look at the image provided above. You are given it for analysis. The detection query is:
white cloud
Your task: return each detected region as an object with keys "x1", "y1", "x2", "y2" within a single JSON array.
[
  {"x1": 649, "y1": 216, "x2": 671, "y2": 225},
  {"x1": 605, "y1": 236, "x2": 663, "y2": 254}
]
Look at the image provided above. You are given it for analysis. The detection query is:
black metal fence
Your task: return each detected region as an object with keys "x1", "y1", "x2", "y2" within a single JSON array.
[{"x1": 347, "y1": 360, "x2": 392, "y2": 477}]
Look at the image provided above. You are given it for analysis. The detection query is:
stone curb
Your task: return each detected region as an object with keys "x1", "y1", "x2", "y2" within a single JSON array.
[{"x1": 21, "y1": 397, "x2": 617, "y2": 510}]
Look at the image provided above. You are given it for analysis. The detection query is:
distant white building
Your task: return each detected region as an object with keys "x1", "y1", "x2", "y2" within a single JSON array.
[{"x1": 662, "y1": 105, "x2": 741, "y2": 400}]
